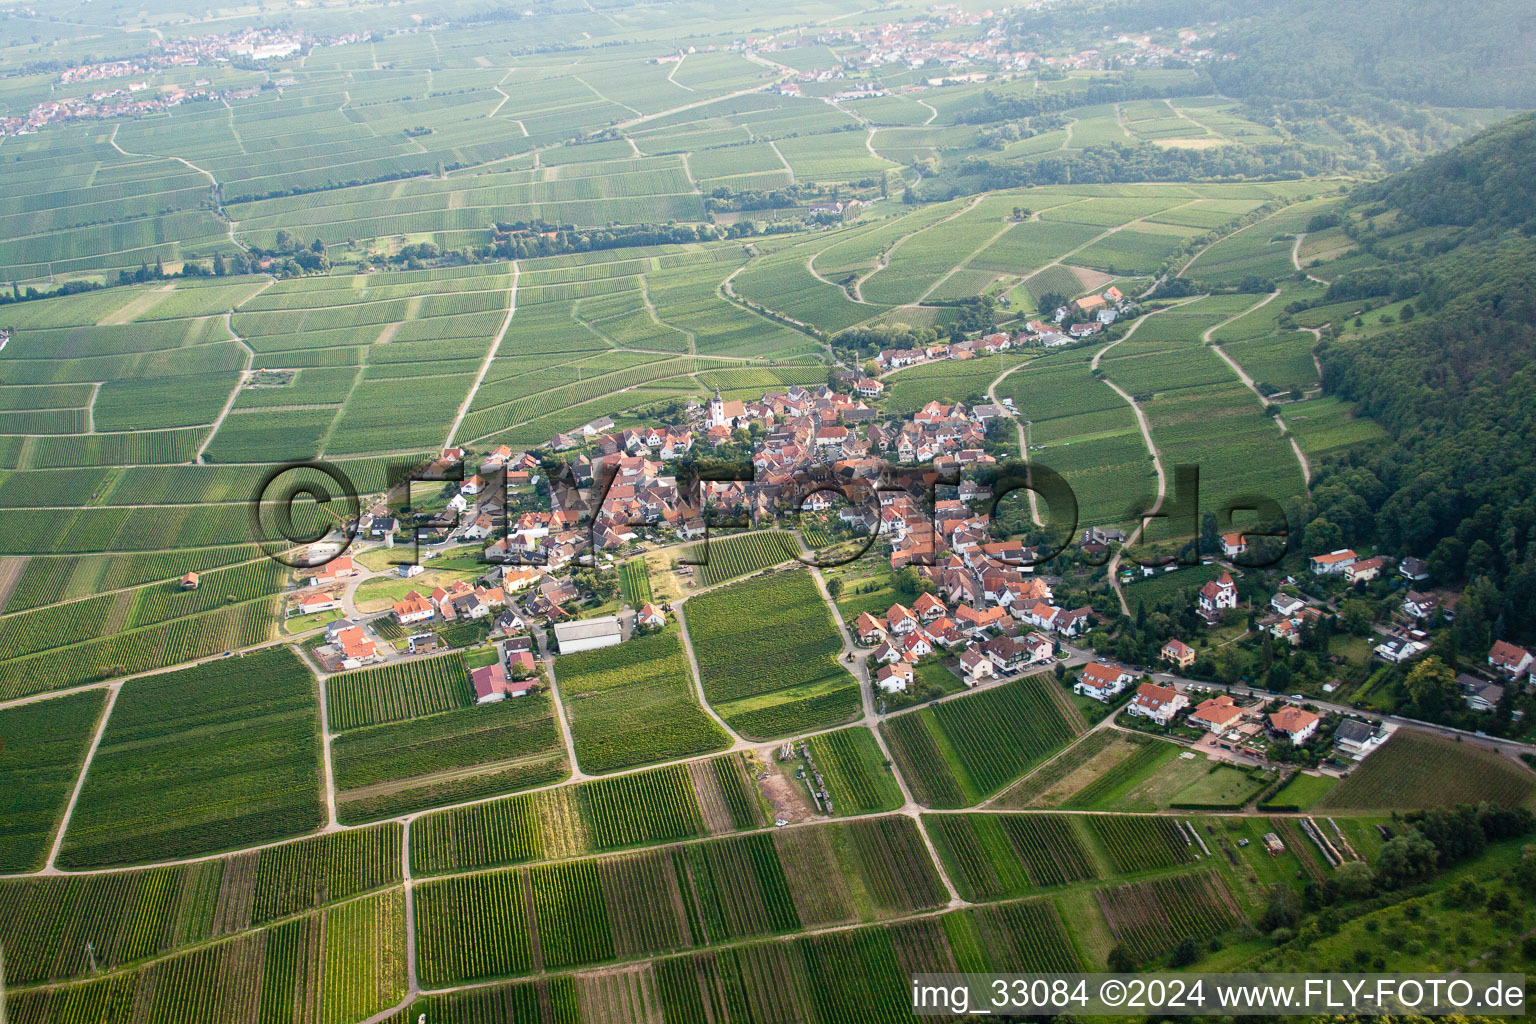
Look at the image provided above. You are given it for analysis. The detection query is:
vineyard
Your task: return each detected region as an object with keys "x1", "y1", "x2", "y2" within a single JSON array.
[
  {"x1": 805, "y1": 727, "x2": 903, "y2": 815},
  {"x1": 326, "y1": 653, "x2": 473, "y2": 731},
  {"x1": 5, "y1": 888, "x2": 406, "y2": 1024},
  {"x1": 57, "y1": 648, "x2": 325, "y2": 868},
  {"x1": 925, "y1": 814, "x2": 1099, "y2": 902},
  {"x1": 881, "y1": 677, "x2": 1082, "y2": 807},
  {"x1": 686, "y1": 531, "x2": 800, "y2": 586},
  {"x1": 1318, "y1": 731, "x2": 1536, "y2": 811},
  {"x1": 555, "y1": 628, "x2": 729, "y2": 773},
  {"x1": 1096, "y1": 872, "x2": 1244, "y2": 963},
  {"x1": 411, "y1": 815, "x2": 945, "y2": 985},
  {"x1": 684, "y1": 569, "x2": 859, "y2": 738},
  {"x1": 410, "y1": 759, "x2": 736, "y2": 875},
  {"x1": 1083, "y1": 814, "x2": 1201, "y2": 874},
  {"x1": 0, "y1": 688, "x2": 106, "y2": 871},
  {"x1": 0, "y1": 825, "x2": 401, "y2": 985},
  {"x1": 332, "y1": 694, "x2": 566, "y2": 822},
  {"x1": 618, "y1": 556, "x2": 653, "y2": 606},
  {"x1": 408, "y1": 891, "x2": 1087, "y2": 1024}
]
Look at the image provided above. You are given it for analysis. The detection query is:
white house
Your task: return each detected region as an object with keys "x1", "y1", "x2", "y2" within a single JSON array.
[
  {"x1": 1489, "y1": 640, "x2": 1533, "y2": 679},
  {"x1": 1310, "y1": 548, "x2": 1357, "y2": 574},
  {"x1": 1198, "y1": 572, "x2": 1238, "y2": 616},
  {"x1": 1374, "y1": 636, "x2": 1427, "y2": 664},
  {"x1": 875, "y1": 662, "x2": 913, "y2": 693},
  {"x1": 959, "y1": 647, "x2": 995, "y2": 684},
  {"x1": 1269, "y1": 706, "x2": 1321, "y2": 744},
  {"x1": 1074, "y1": 661, "x2": 1135, "y2": 702},
  {"x1": 1127, "y1": 682, "x2": 1188, "y2": 725}
]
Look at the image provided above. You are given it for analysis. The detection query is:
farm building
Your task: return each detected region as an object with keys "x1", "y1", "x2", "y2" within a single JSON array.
[{"x1": 554, "y1": 616, "x2": 623, "y2": 653}]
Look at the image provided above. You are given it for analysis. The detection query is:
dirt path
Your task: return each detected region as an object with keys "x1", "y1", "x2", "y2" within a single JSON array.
[
  {"x1": 315, "y1": 672, "x2": 341, "y2": 832},
  {"x1": 854, "y1": 194, "x2": 983, "y2": 312},
  {"x1": 767, "y1": 139, "x2": 794, "y2": 184},
  {"x1": 42, "y1": 681, "x2": 122, "y2": 873},
  {"x1": 987, "y1": 360, "x2": 1043, "y2": 527},
  {"x1": 536, "y1": 628, "x2": 588, "y2": 781},
  {"x1": 445, "y1": 261, "x2": 519, "y2": 448},
  {"x1": 194, "y1": 312, "x2": 254, "y2": 463},
  {"x1": 673, "y1": 602, "x2": 754, "y2": 751},
  {"x1": 0, "y1": 555, "x2": 28, "y2": 609},
  {"x1": 1202, "y1": 290, "x2": 1312, "y2": 484},
  {"x1": 1292, "y1": 231, "x2": 1332, "y2": 286},
  {"x1": 1090, "y1": 300, "x2": 1204, "y2": 614}
]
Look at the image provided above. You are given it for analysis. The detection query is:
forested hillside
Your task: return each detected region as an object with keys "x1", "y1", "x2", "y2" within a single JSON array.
[{"x1": 1311, "y1": 113, "x2": 1536, "y2": 643}]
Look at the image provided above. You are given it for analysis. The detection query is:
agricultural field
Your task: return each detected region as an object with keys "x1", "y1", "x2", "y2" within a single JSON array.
[
  {"x1": 56, "y1": 648, "x2": 324, "y2": 868},
  {"x1": 5, "y1": 889, "x2": 407, "y2": 1024},
  {"x1": 0, "y1": 824, "x2": 401, "y2": 985},
  {"x1": 333, "y1": 694, "x2": 567, "y2": 823},
  {"x1": 925, "y1": 814, "x2": 1099, "y2": 901},
  {"x1": 556, "y1": 627, "x2": 730, "y2": 773},
  {"x1": 804, "y1": 726, "x2": 904, "y2": 815},
  {"x1": 1095, "y1": 872, "x2": 1245, "y2": 964},
  {"x1": 880, "y1": 676, "x2": 1084, "y2": 807},
  {"x1": 0, "y1": 689, "x2": 107, "y2": 871},
  {"x1": 1318, "y1": 732, "x2": 1536, "y2": 812},
  {"x1": 413, "y1": 814, "x2": 945, "y2": 984},
  {"x1": 683, "y1": 530, "x2": 801, "y2": 587},
  {"x1": 684, "y1": 569, "x2": 860, "y2": 738},
  {"x1": 411, "y1": 755, "x2": 765, "y2": 875},
  {"x1": 325, "y1": 653, "x2": 473, "y2": 731}
]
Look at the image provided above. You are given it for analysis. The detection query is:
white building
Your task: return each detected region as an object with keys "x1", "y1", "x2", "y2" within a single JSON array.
[{"x1": 554, "y1": 616, "x2": 623, "y2": 653}]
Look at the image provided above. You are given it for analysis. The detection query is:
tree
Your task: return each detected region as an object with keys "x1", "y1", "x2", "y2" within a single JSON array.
[
  {"x1": 1170, "y1": 937, "x2": 1199, "y2": 967},
  {"x1": 213, "y1": 253, "x2": 226, "y2": 276},
  {"x1": 1403, "y1": 656, "x2": 1459, "y2": 717},
  {"x1": 1339, "y1": 598, "x2": 1374, "y2": 635},
  {"x1": 1302, "y1": 517, "x2": 1343, "y2": 556},
  {"x1": 1260, "y1": 883, "x2": 1300, "y2": 931},
  {"x1": 1334, "y1": 859, "x2": 1375, "y2": 899},
  {"x1": 1374, "y1": 831, "x2": 1439, "y2": 888},
  {"x1": 826, "y1": 577, "x2": 844, "y2": 599},
  {"x1": 1107, "y1": 944, "x2": 1137, "y2": 973}
]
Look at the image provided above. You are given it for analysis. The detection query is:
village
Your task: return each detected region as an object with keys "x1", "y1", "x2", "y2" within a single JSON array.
[{"x1": 260, "y1": 275, "x2": 1534, "y2": 808}]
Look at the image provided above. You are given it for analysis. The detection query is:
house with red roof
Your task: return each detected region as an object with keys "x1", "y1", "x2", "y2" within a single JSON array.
[
  {"x1": 392, "y1": 590, "x2": 434, "y2": 625},
  {"x1": 1269, "y1": 705, "x2": 1322, "y2": 744},
  {"x1": 1128, "y1": 682, "x2": 1188, "y2": 725},
  {"x1": 1189, "y1": 694, "x2": 1244, "y2": 733},
  {"x1": 1489, "y1": 640, "x2": 1533, "y2": 679},
  {"x1": 1074, "y1": 662, "x2": 1135, "y2": 702},
  {"x1": 876, "y1": 662, "x2": 914, "y2": 693},
  {"x1": 1161, "y1": 638, "x2": 1196, "y2": 670}
]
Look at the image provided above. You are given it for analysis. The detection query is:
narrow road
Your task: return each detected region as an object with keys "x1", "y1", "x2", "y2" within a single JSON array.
[
  {"x1": 673, "y1": 602, "x2": 755, "y2": 751},
  {"x1": 536, "y1": 628, "x2": 588, "y2": 781},
  {"x1": 987, "y1": 360, "x2": 1043, "y2": 527},
  {"x1": 444, "y1": 260, "x2": 519, "y2": 448},
  {"x1": 315, "y1": 672, "x2": 341, "y2": 831},
  {"x1": 1202, "y1": 290, "x2": 1312, "y2": 485},
  {"x1": 1090, "y1": 301, "x2": 1203, "y2": 614},
  {"x1": 42, "y1": 682, "x2": 122, "y2": 873},
  {"x1": 194, "y1": 312, "x2": 254, "y2": 463}
]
